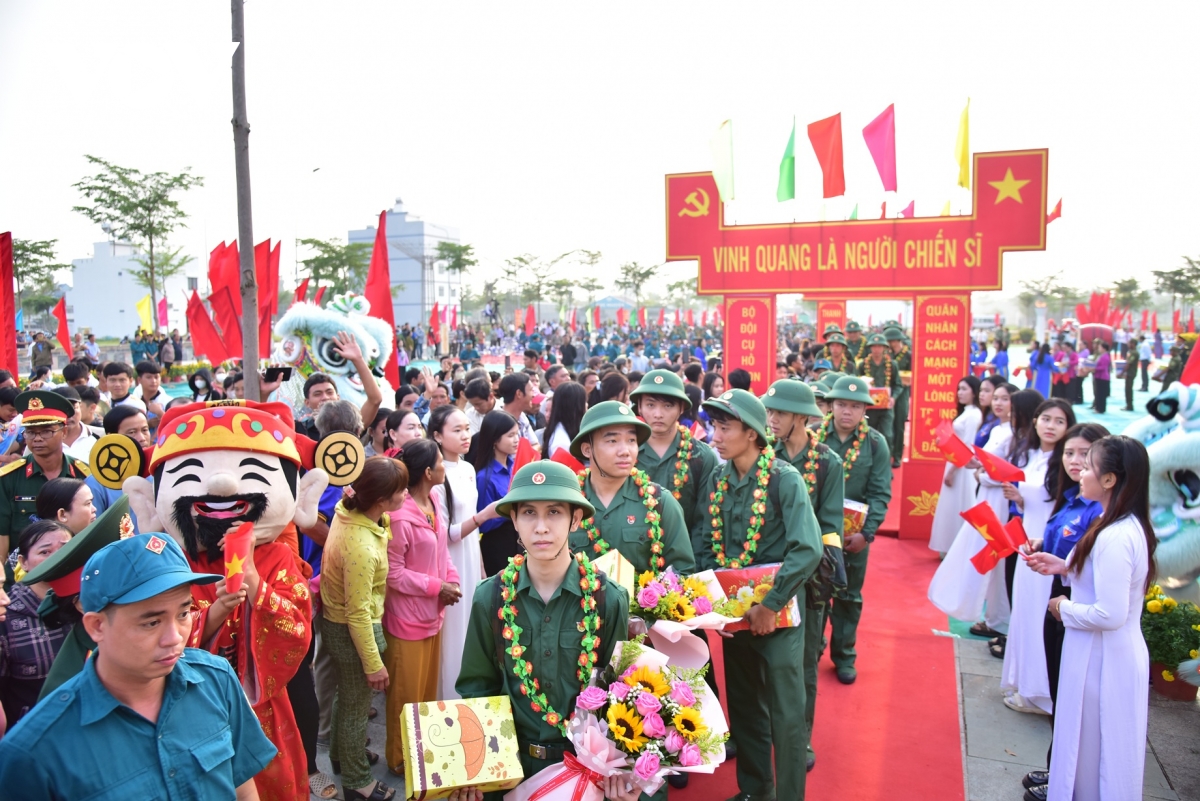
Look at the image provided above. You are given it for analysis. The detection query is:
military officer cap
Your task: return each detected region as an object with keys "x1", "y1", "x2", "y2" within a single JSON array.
[
  {"x1": 844, "y1": 320, "x2": 862, "y2": 333},
  {"x1": 821, "y1": 324, "x2": 843, "y2": 340},
  {"x1": 629, "y1": 369, "x2": 691, "y2": 413},
  {"x1": 701, "y1": 389, "x2": 770, "y2": 447},
  {"x1": 23, "y1": 497, "x2": 134, "y2": 608},
  {"x1": 80, "y1": 532, "x2": 220, "y2": 613},
  {"x1": 570, "y1": 400, "x2": 651, "y2": 461},
  {"x1": 16, "y1": 390, "x2": 76, "y2": 427},
  {"x1": 823, "y1": 375, "x2": 876, "y2": 405},
  {"x1": 496, "y1": 462, "x2": 595, "y2": 519},
  {"x1": 825, "y1": 332, "x2": 847, "y2": 346},
  {"x1": 883, "y1": 327, "x2": 905, "y2": 341},
  {"x1": 813, "y1": 358, "x2": 833, "y2": 372},
  {"x1": 762, "y1": 380, "x2": 823, "y2": 418},
  {"x1": 866, "y1": 333, "x2": 888, "y2": 347}
]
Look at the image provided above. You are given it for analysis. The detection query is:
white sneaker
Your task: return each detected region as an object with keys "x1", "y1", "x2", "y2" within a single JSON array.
[{"x1": 1003, "y1": 693, "x2": 1050, "y2": 715}]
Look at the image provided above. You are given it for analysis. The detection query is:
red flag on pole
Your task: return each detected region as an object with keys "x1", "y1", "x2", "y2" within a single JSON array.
[
  {"x1": 450, "y1": 305, "x2": 457, "y2": 330},
  {"x1": 898, "y1": 312, "x2": 904, "y2": 326},
  {"x1": 879, "y1": 201, "x2": 887, "y2": 219},
  {"x1": 686, "y1": 309, "x2": 694, "y2": 327},
  {"x1": 430, "y1": 301, "x2": 440, "y2": 333},
  {"x1": 1046, "y1": 199, "x2": 1062, "y2": 224},
  {"x1": 806, "y1": 113, "x2": 846, "y2": 198},
  {"x1": 525, "y1": 304, "x2": 536, "y2": 336},
  {"x1": 509, "y1": 437, "x2": 539, "y2": 489},
  {"x1": 364, "y1": 211, "x2": 400, "y2": 388},
  {"x1": 549, "y1": 447, "x2": 585, "y2": 475},
  {"x1": 295, "y1": 277, "x2": 310, "y2": 304},
  {"x1": 701, "y1": 309, "x2": 708, "y2": 327},
  {"x1": 674, "y1": 309, "x2": 681, "y2": 326},
  {"x1": 157, "y1": 297, "x2": 169, "y2": 330},
  {"x1": 935, "y1": 420, "x2": 974, "y2": 467},
  {"x1": 972, "y1": 446, "x2": 1025, "y2": 482},
  {"x1": 208, "y1": 286, "x2": 243, "y2": 358},
  {"x1": 186, "y1": 290, "x2": 229, "y2": 364},
  {"x1": 658, "y1": 307, "x2": 665, "y2": 327},
  {"x1": 570, "y1": 308, "x2": 577, "y2": 332},
  {"x1": 51, "y1": 297, "x2": 71, "y2": 354},
  {"x1": 638, "y1": 307, "x2": 647, "y2": 328},
  {"x1": 1173, "y1": 310, "x2": 1181, "y2": 333},
  {"x1": 593, "y1": 306, "x2": 601, "y2": 329},
  {"x1": 1140, "y1": 309, "x2": 1148, "y2": 331},
  {"x1": 313, "y1": 286, "x2": 326, "y2": 306},
  {"x1": 0, "y1": 233, "x2": 15, "y2": 375},
  {"x1": 993, "y1": 313, "x2": 1000, "y2": 327},
  {"x1": 1152, "y1": 311, "x2": 1158, "y2": 331},
  {"x1": 255, "y1": 240, "x2": 274, "y2": 359}
]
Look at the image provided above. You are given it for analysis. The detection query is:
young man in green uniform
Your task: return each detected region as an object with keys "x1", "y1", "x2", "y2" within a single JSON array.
[
  {"x1": 568, "y1": 401, "x2": 695, "y2": 575},
  {"x1": 844, "y1": 320, "x2": 864, "y2": 360},
  {"x1": 761, "y1": 380, "x2": 846, "y2": 772},
  {"x1": 455, "y1": 462, "x2": 640, "y2": 801},
  {"x1": 0, "y1": 390, "x2": 91, "y2": 557},
  {"x1": 815, "y1": 376, "x2": 893, "y2": 684},
  {"x1": 698, "y1": 390, "x2": 823, "y2": 801},
  {"x1": 823, "y1": 332, "x2": 854, "y2": 375},
  {"x1": 885, "y1": 326, "x2": 912, "y2": 468},
  {"x1": 856, "y1": 333, "x2": 902, "y2": 453}
]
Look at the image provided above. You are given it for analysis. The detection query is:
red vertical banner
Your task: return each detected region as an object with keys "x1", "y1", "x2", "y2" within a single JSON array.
[
  {"x1": 816, "y1": 300, "x2": 846, "y2": 335},
  {"x1": 722, "y1": 296, "x2": 775, "y2": 396},
  {"x1": 0, "y1": 233, "x2": 16, "y2": 376},
  {"x1": 903, "y1": 294, "x2": 971, "y2": 540}
]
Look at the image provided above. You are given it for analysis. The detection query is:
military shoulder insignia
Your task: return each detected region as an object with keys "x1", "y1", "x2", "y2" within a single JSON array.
[{"x1": 0, "y1": 459, "x2": 26, "y2": 478}]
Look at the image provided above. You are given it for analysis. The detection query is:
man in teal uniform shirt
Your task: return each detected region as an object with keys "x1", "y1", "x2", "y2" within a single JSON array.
[
  {"x1": 0, "y1": 533, "x2": 276, "y2": 799},
  {"x1": 568, "y1": 401, "x2": 694, "y2": 575},
  {"x1": 697, "y1": 389, "x2": 823, "y2": 801},
  {"x1": 814, "y1": 376, "x2": 893, "y2": 684},
  {"x1": 761, "y1": 380, "x2": 846, "y2": 771},
  {"x1": 885, "y1": 326, "x2": 912, "y2": 468}
]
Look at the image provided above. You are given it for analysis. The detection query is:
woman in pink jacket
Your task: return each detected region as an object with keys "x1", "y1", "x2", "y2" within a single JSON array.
[{"x1": 383, "y1": 440, "x2": 463, "y2": 774}]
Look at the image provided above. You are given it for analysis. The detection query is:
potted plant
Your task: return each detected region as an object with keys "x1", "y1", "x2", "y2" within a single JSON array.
[{"x1": 1141, "y1": 584, "x2": 1200, "y2": 701}]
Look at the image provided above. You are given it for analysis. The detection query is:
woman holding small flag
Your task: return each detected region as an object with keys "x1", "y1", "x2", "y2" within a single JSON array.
[{"x1": 928, "y1": 376, "x2": 983, "y2": 555}]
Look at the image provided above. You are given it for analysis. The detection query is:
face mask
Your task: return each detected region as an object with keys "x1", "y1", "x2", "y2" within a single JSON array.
[{"x1": 194, "y1": 379, "x2": 207, "y2": 390}]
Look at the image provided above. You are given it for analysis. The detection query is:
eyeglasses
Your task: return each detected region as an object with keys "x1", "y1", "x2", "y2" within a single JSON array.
[{"x1": 26, "y1": 426, "x2": 64, "y2": 441}]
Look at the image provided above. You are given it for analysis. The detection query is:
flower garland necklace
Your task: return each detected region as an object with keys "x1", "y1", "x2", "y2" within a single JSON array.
[
  {"x1": 816, "y1": 414, "x2": 871, "y2": 482},
  {"x1": 498, "y1": 552, "x2": 602, "y2": 735},
  {"x1": 708, "y1": 444, "x2": 775, "y2": 568},
  {"x1": 861, "y1": 353, "x2": 892, "y2": 389},
  {"x1": 670, "y1": 423, "x2": 696, "y2": 500},
  {"x1": 578, "y1": 468, "x2": 666, "y2": 570},
  {"x1": 768, "y1": 431, "x2": 819, "y2": 496}
]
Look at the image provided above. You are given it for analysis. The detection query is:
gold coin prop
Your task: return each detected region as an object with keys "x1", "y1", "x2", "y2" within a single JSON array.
[
  {"x1": 315, "y1": 432, "x2": 365, "y2": 486},
  {"x1": 89, "y1": 434, "x2": 146, "y2": 489}
]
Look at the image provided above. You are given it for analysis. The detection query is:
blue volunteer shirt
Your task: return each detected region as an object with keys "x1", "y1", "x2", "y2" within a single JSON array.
[
  {"x1": 1042, "y1": 486, "x2": 1103, "y2": 559},
  {"x1": 0, "y1": 647, "x2": 276, "y2": 800}
]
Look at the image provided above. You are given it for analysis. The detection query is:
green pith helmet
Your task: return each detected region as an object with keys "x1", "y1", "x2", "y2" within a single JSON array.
[
  {"x1": 883, "y1": 326, "x2": 905, "y2": 341},
  {"x1": 762, "y1": 380, "x2": 822, "y2": 418},
  {"x1": 496, "y1": 462, "x2": 595, "y2": 519},
  {"x1": 825, "y1": 332, "x2": 847, "y2": 346},
  {"x1": 811, "y1": 383, "x2": 827, "y2": 400},
  {"x1": 23, "y1": 496, "x2": 131, "y2": 616},
  {"x1": 701, "y1": 389, "x2": 770, "y2": 446},
  {"x1": 629, "y1": 369, "x2": 692, "y2": 413},
  {"x1": 882, "y1": 319, "x2": 899, "y2": 328},
  {"x1": 844, "y1": 320, "x2": 862, "y2": 334},
  {"x1": 821, "y1": 324, "x2": 843, "y2": 340},
  {"x1": 570, "y1": 400, "x2": 651, "y2": 461},
  {"x1": 866, "y1": 333, "x2": 888, "y2": 347},
  {"x1": 817, "y1": 372, "x2": 844, "y2": 393},
  {"x1": 823, "y1": 375, "x2": 875, "y2": 404}
]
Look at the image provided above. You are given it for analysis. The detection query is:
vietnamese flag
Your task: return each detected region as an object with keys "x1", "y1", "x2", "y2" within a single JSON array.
[
  {"x1": 223, "y1": 521, "x2": 256, "y2": 594},
  {"x1": 509, "y1": 437, "x2": 539, "y2": 489},
  {"x1": 690, "y1": 419, "x2": 705, "y2": 439},
  {"x1": 806, "y1": 113, "x2": 846, "y2": 198},
  {"x1": 549, "y1": 447, "x2": 585, "y2": 474},
  {"x1": 961, "y1": 502, "x2": 1014, "y2": 573},
  {"x1": 972, "y1": 446, "x2": 1025, "y2": 483},
  {"x1": 935, "y1": 420, "x2": 974, "y2": 467}
]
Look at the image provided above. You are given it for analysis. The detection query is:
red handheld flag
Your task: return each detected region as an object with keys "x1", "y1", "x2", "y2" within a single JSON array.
[
  {"x1": 806, "y1": 113, "x2": 846, "y2": 198},
  {"x1": 972, "y1": 446, "x2": 1025, "y2": 482},
  {"x1": 223, "y1": 520, "x2": 256, "y2": 595},
  {"x1": 549, "y1": 447, "x2": 585, "y2": 474},
  {"x1": 961, "y1": 501, "x2": 1014, "y2": 573},
  {"x1": 295, "y1": 277, "x2": 310, "y2": 304},
  {"x1": 935, "y1": 420, "x2": 974, "y2": 467},
  {"x1": 1003, "y1": 517, "x2": 1028, "y2": 550},
  {"x1": 509, "y1": 437, "x2": 539, "y2": 489}
]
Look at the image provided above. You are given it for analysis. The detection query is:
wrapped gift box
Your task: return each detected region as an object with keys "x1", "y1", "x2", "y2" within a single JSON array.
[
  {"x1": 899, "y1": 370, "x2": 913, "y2": 387},
  {"x1": 401, "y1": 696, "x2": 524, "y2": 800},
  {"x1": 713, "y1": 563, "x2": 801, "y2": 632},
  {"x1": 591, "y1": 549, "x2": 638, "y2": 600},
  {"x1": 843, "y1": 500, "x2": 868, "y2": 538},
  {"x1": 868, "y1": 387, "x2": 891, "y2": 408}
]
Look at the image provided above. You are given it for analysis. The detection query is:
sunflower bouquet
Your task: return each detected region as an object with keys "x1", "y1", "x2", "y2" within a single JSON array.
[
  {"x1": 634, "y1": 567, "x2": 719, "y2": 623},
  {"x1": 711, "y1": 563, "x2": 802, "y2": 633}
]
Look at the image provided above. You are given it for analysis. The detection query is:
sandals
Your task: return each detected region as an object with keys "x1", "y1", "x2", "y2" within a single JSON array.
[
  {"x1": 346, "y1": 781, "x2": 397, "y2": 801},
  {"x1": 309, "y1": 772, "x2": 338, "y2": 800},
  {"x1": 989, "y1": 636, "x2": 1007, "y2": 659},
  {"x1": 969, "y1": 622, "x2": 1003, "y2": 638},
  {"x1": 330, "y1": 749, "x2": 379, "y2": 775}
]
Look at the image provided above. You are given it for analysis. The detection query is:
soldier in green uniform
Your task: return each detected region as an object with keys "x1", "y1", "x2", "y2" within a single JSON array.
[
  {"x1": 24, "y1": 497, "x2": 131, "y2": 701},
  {"x1": 455, "y1": 462, "x2": 639, "y2": 801},
  {"x1": 0, "y1": 390, "x2": 91, "y2": 557},
  {"x1": 814, "y1": 377, "x2": 893, "y2": 684},
  {"x1": 844, "y1": 320, "x2": 864, "y2": 360},
  {"x1": 812, "y1": 372, "x2": 843, "y2": 419},
  {"x1": 761, "y1": 380, "x2": 846, "y2": 772},
  {"x1": 823, "y1": 332, "x2": 855, "y2": 375},
  {"x1": 568, "y1": 401, "x2": 695, "y2": 575},
  {"x1": 885, "y1": 327, "x2": 912, "y2": 468},
  {"x1": 856, "y1": 333, "x2": 901, "y2": 451},
  {"x1": 629, "y1": 369, "x2": 717, "y2": 548},
  {"x1": 697, "y1": 390, "x2": 823, "y2": 801}
]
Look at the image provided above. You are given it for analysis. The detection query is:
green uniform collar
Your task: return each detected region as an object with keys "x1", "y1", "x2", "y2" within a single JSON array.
[{"x1": 513, "y1": 557, "x2": 585, "y2": 600}]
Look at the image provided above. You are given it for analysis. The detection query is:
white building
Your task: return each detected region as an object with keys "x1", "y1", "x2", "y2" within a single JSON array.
[
  {"x1": 347, "y1": 198, "x2": 461, "y2": 327},
  {"x1": 67, "y1": 241, "x2": 203, "y2": 337}
]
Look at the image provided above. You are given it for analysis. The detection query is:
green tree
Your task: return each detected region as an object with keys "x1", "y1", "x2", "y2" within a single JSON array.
[
  {"x1": 614, "y1": 261, "x2": 656, "y2": 308},
  {"x1": 1109, "y1": 278, "x2": 1151, "y2": 311},
  {"x1": 11, "y1": 239, "x2": 69, "y2": 309},
  {"x1": 72, "y1": 155, "x2": 203, "y2": 331},
  {"x1": 435, "y1": 241, "x2": 478, "y2": 274},
  {"x1": 297, "y1": 238, "x2": 372, "y2": 298},
  {"x1": 132, "y1": 246, "x2": 194, "y2": 299},
  {"x1": 1153, "y1": 259, "x2": 1200, "y2": 316},
  {"x1": 577, "y1": 277, "x2": 605, "y2": 305},
  {"x1": 502, "y1": 253, "x2": 568, "y2": 307},
  {"x1": 667, "y1": 277, "x2": 698, "y2": 307}
]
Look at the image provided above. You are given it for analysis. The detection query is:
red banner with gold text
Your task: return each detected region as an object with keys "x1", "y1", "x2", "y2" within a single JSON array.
[
  {"x1": 816, "y1": 301, "x2": 846, "y2": 335},
  {"x1": 722, "y1": 296, "x2": 775, "y2": 396}
]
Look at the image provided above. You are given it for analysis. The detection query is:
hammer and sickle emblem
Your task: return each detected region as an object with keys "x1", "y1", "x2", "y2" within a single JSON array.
[
  {"x1": 678, "y1": 187, "x2": 710, "y2": 218},
  {"x1": 315, "y1": 432, "x2": 366, "y2": 486}
]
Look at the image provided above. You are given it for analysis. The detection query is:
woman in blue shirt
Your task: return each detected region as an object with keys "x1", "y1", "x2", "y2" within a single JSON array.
[
  {"x1": 474, "y1": 410, "x2": 521, "y2": 576},
  {"x1": 992, "y1": 341, "x2": 1010, "y2": 379},
  {"x1": 1017, "y1": 422, "x2": 1107, "y2": 794},
  {"x1": 1030, "y1": 342, "x2": 1054, "y2": 398}
]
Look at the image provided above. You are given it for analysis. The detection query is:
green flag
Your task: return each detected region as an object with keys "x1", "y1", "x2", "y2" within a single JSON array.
[
  {"x1": 849, "y1": 203, "x2": 859, "y2": 220},
  {"x1": 776, "y1": 118, "x2": 795, "y2": 202}
]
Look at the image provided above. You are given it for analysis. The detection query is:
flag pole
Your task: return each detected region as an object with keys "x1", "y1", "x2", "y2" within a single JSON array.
[{"x1": 231, "y1": 0, "x2": 260, "y2": 399}]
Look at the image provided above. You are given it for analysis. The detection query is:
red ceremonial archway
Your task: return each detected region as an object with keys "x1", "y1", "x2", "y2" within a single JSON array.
[{"x1": 665, "y1": 149, "x2": 1049, "y2": 538}]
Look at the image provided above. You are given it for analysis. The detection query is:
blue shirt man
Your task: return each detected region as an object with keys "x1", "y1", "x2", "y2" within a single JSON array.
[{"x1": 0, "y1": 533, "x2": 276, "y2": 800}]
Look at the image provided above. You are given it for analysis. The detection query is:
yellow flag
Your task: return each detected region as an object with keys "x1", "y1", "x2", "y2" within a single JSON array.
[
  {"x1": 941, "y1": 201, "x2": 951, "y2": 216},
  {"x1": 955, "y1": 98, "x2": 970, "y2": 189},
  {"x1": 136, "y1": 294, "x2": 154, "y2": 332},
  {"x1": 710, "y1": 119, "x2": 735, "y2": 202}
]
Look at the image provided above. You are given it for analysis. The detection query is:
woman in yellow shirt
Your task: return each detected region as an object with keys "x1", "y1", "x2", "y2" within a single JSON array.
[{"x1": 321, "y1": 456, "x2": 409, "y2": 801}]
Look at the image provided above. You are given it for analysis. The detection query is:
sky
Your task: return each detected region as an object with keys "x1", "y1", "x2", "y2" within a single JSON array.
[{"x1": 2, "y1": 1, "x2": 1198, "y2": 306}]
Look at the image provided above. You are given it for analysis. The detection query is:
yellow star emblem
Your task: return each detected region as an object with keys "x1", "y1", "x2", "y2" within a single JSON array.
[
  {"x1": 225, "y1": 552, "x2": 246, "y2": 578},
  {"x1": 977, "y1": 523, "x2": 994, "y2": 542},
  {"x1": 988, "y1": 168, "x2": 1030, "y2": 205}
]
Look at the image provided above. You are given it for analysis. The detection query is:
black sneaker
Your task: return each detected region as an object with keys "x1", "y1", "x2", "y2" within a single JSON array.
[
  {"x1": 1022, "y1": 771, "x2": 1048, "y2": 789},
  {"x1": 1023, "y1": 785, "x2": 1048, "y2": 801}
]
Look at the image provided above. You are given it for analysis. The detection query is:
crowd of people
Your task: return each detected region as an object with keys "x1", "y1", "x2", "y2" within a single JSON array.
[{"x1": 0, "y1": 310, "x2": 1165, "y2": 801}]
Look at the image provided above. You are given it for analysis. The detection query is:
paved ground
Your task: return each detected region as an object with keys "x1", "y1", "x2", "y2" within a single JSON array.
[{"x1": 956, "y1": 636, "x2": 1200, "y2": 801}]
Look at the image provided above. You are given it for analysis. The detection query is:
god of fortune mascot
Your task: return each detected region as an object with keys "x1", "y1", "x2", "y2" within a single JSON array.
[{"x1": 89, "y1": 399, "x2": 365, "y2": 801}]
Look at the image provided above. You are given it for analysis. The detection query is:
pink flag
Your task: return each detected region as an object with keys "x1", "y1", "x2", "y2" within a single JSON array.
[
  {"x1": 899, "y1": 200, "x2": 915, "y2": 218},
  {"x1": 861, "y1": 103, "x2": 897, "y2": 191},
  {"x1": 450, "y1": 305, "x2": 457, "y2": 329},
  {"x1": 157, "y1": 296, "x2": 169, "y2": 329}
]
